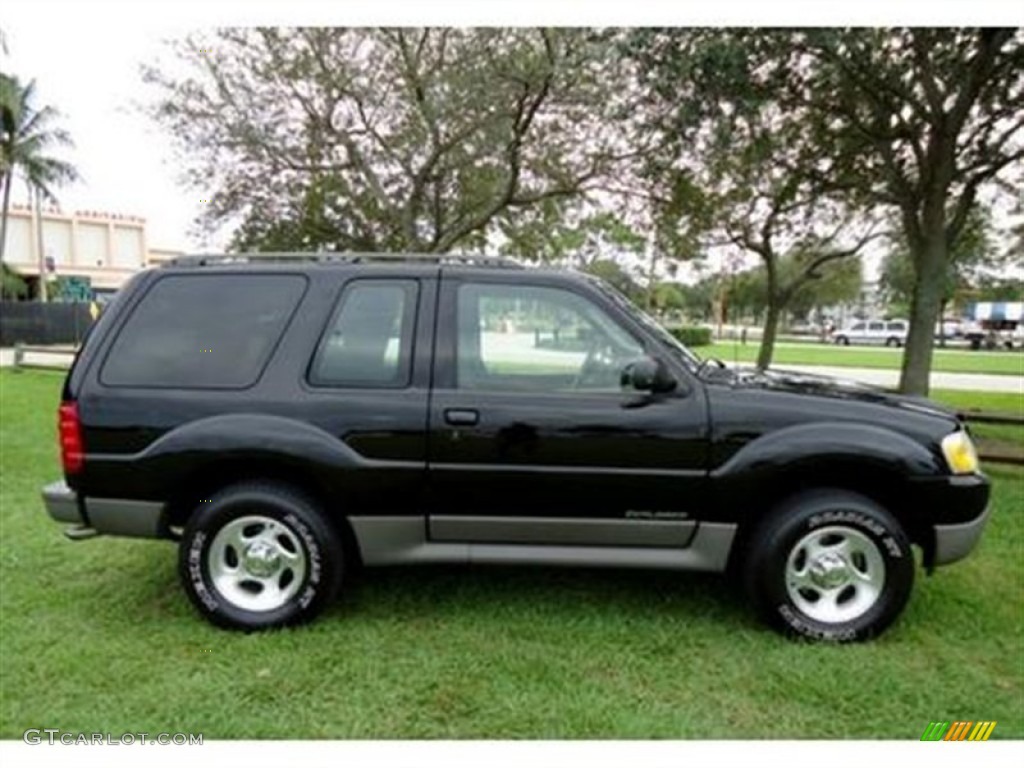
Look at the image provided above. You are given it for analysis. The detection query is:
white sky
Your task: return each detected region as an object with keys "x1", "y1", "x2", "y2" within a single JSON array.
[{"x1": 2, "y1": 0, "x2": 1021, "y2": 263}]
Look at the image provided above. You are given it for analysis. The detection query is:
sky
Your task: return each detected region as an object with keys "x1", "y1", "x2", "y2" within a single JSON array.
[
  {"x1": 2, "y1": 1, "x2": 1020, "y2": 273},
  {"x1": 3, "y1": 17, "x2": 200, "y2": 252}
]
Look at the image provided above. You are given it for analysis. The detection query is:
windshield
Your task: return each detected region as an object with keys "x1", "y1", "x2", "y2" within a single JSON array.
[{"x1": 585, "y1": 275, "x2": 703, "y2": 373}]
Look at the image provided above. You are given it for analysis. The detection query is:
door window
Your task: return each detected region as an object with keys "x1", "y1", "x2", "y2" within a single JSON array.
[
  {"x1": 868, "y1": 322, "x2": 885, "y2": 332},
  {"x1": 456, "y1": 283, "x2": 643, "y2": 393}
]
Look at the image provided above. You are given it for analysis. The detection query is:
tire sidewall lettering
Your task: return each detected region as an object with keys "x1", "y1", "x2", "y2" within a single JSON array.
[
  {"x1": 777, "y1": 603, "x2": 856, "y2": 642},
  {"x1": 187, "y1": 531, "x2": 219, "y2": 612}
]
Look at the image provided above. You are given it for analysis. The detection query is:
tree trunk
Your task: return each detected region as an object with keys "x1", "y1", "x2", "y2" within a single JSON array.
[
  {"x1": 899, "y1": 237, "x2": 946, "y2": 395},
  {"x1": 0, "y1": 171, "x2": 12, "y2": 264},
  {"x1": 756, "y1": 299, "x2": 782, "y2": 370},
  {"x1": 34, "y1": 187, "x2": 47, "y2": 303},
  {"x1": 938, "y1": 297, "x2": 948, "y2": 348}
]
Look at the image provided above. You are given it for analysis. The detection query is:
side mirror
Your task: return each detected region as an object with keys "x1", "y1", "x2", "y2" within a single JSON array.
[{"x1": 621, "y1": 356, "x2": 677, "y2": 393}]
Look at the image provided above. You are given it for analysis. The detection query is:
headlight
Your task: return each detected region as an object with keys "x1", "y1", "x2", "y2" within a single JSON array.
[{"x1": 941, "y1": 430, "x2": 979, "y2": 474}]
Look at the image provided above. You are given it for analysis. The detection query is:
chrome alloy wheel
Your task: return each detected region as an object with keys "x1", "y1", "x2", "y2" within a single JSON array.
[
  {"x1": 207, "y1": 515, "x2": 307, "y2": 612},
  {"x1": 784, "y1": 525, "x2": 886, "y2": 624}
]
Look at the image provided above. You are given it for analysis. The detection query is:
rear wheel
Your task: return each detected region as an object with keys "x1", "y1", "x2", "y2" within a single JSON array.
[
  {"x1": 179, "y1": 482, "x2": 344, "y2": 630},
  {"x1": 834, "y1": 335, "x2": 849, "y2": 346},
  {"x1": 743, "y1": 489, "x2": 914, "y2": 642},
  {"x1": 885, "y1": 337, "x2": 901, "y2": 347}
]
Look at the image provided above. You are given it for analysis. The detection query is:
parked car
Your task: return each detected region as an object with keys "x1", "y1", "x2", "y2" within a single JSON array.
[
  {"x1": 963, "y1": 319, "x2": 1022, "y2": 350},
  {"x1": 41, "y1": 254, "x2": 989, "y2": 641},
  {"x1": 831, "y1": 319, "x2": 908, "y2": 347}
]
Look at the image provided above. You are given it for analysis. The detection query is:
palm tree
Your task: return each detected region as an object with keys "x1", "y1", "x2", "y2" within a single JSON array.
[{"x1": 0, "y1": 74, "x2": 79, "y2": 279}]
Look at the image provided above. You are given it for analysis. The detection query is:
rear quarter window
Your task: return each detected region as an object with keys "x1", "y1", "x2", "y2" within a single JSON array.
[
  {"x1": 307, "y1": 279, "x2": 419, "y2": 388},
  {"x1": 100, "y1": 274, "x2": 307, "y2": 389}
]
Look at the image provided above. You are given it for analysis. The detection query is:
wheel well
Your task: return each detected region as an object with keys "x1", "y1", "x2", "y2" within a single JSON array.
[
  {"x1": 162, "y1": 459, "x2": 363, "y2": 566},
  {"x1": 725, "y1": 460, "x2": 931, "y2": 574}
]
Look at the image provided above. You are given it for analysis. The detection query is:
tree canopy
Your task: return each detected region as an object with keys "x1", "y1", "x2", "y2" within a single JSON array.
[{"x1": 145, "y1": 28, "x2": 629, "y2": 254}]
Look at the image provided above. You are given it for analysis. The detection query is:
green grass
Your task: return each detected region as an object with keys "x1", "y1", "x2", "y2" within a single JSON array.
[
  {"x1": 707, "y1": 340, "x2": 1024, "y2": 376},
  {"x1": 929, "y1": 390, "x2": 1024, "y2": 449},
  {"x1": 1, "y1": 369, "x2": 1021, "y2": 739}
]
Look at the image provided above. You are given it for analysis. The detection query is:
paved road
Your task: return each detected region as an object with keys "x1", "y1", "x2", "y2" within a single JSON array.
[{"x1": 746, "y1": 363, "x2": 1023, "y2": 394}]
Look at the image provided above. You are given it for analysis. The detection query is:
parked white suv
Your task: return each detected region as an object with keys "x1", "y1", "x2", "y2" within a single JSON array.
[{"x1": 832, "y1": 319, "x2": 908, "y2": 347}]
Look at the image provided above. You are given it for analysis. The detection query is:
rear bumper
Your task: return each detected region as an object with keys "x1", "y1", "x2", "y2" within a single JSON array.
[
  {"x1": 41, "y1": 480, "x2": 165, "y2": 539},
  {"x1": 42, "y1": 481, "x2": 82, "y2": 524}
]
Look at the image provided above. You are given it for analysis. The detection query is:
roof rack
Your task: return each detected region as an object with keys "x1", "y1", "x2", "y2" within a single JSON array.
[{"x1": 164, "y1": 252, "x2": 524, "y2": 269}]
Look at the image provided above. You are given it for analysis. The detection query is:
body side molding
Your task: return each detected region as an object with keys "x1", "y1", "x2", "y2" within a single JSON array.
[{"x1": 349, "y1": 516, "x2": 736, "y2": 571}]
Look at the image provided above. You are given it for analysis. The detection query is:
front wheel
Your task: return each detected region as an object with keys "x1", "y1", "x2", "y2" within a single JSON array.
[
  {"x1": 743, "y1": 489, "x2": 914, "y2": 642},
  {"x1": 179, "y1": 482, "x2": 345, "y2": 630}
]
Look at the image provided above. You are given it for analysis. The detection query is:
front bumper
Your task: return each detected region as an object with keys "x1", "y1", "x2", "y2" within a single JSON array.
[
  {"x1": 906, "y1": 473, "x2": 991, "y2": 569},
  {"x1": 41, "y1": 480, "x2": 165, "y2": 539},
  {"x1": 933, "y1": 505, "x2": 991, "y2": 566}
]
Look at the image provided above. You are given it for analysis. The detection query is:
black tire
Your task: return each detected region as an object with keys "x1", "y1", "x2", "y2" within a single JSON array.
[
  {"x1": 885, "y1": 337, "x2": 900, "y2": 348},
  {"x1": 743, "y1": 489, "x2": 914, "y2": 642},
  {"x1": 834, "y1": 336, "x2": 849, "y2": 346},
  {"x1": 178, "y1": 482, "x2": 344, "y2": 630}
]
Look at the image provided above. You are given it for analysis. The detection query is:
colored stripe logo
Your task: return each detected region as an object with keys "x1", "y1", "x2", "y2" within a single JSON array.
[{"x1": 921, "y1": 721, "x2": 996, "y2": 741}]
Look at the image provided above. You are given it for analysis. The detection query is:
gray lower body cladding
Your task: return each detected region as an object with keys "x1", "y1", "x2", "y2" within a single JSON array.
[
  {"x1": 42, "y1": 480, "x2": 164, "y2": 538},
  {"x1": 42, "y1": 480, "x2": 987, "y2": 575},
  {"x1": 349, "y1": 516, "x2": 737, "y2": 572}
]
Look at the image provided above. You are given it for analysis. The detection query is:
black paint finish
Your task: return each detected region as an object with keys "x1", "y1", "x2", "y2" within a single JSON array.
[{"x1": 61, "y1": 261, "x2": 988, "y2": 547}]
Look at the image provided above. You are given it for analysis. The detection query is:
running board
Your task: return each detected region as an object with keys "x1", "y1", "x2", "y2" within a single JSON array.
[{"x1": 348, "y1": 517, "x2": 737, "y2": 572}]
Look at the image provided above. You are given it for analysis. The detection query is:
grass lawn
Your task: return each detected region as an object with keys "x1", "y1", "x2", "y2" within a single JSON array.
[
  {"x1": 1, "y1": 369, "x2": 1021, "y2": 739},
  {"x1": 929, "y1": 390, "x2": 1024, "y2": 451},
  {"x1": 705, "y1": 340, "x2": 1024, "y2": 376}
]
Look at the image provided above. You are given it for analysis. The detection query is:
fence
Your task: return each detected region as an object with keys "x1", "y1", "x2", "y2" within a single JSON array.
[{"x1": 0, "y1": 302, "x2": 95, "y2": 346}]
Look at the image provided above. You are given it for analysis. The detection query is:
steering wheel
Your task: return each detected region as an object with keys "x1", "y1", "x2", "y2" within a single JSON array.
[{"x1": 571, "y1": 341, "x2": 616, "y2": 391}]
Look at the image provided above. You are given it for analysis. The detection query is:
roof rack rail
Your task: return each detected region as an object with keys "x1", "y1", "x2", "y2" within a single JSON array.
[{"x1": 164, "y1": 251, "x2": 524, "y2": 269}]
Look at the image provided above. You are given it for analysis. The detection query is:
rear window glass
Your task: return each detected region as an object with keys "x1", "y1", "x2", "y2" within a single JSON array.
[{"x1": 100, "y1": 274, "x2": 306, "y2": 389}]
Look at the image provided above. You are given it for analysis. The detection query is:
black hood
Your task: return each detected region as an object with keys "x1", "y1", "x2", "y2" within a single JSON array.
[{"x1": 714, "y1": 365, "x2": 958, "y2": 420}]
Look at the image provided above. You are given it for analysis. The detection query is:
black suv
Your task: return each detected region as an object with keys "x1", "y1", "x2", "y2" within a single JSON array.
[{"x1": 41, "y1": 254, "x2": 990, "y2": 641}]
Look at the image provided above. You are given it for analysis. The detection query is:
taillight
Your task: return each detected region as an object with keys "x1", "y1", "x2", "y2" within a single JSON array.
[{"x1": 58, "y1": 401, "x2": 84, "y2": 474}]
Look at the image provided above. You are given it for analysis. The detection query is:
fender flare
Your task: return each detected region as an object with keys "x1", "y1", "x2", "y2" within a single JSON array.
[{"x1": 710, "y1": 420, "x2": 944, "y2": 524}]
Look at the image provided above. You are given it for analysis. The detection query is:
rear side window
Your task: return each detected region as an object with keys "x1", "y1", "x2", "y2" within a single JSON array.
[
  {"x1": 308, "y1": 279, "x2": 418, "y2": 388},
  {"x1": 101, "y1": 274, "x2": 306, "y2": 389}
]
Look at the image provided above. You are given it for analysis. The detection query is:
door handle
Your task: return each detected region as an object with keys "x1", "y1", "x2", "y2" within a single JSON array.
[{"x1": 444, "y1": 408, "x2": 479, "y2": 426}]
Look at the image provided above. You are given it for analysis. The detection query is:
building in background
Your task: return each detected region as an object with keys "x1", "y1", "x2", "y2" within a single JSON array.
[{"x1": 1, "y1": 204, "x2": 183, "y2": 301}]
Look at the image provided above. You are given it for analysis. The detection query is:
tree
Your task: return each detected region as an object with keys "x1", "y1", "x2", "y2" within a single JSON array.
[
  {"x1": 498, "y1": 209, "x2": 646, "y2": 267},
  {"x1": 970, "y1": 273, "x2": 1024, "y2": 303},
  {"x1": 628, "y1": 29, "x2": 1023, "y2": 393},
  {"x1": 799, "y1": 29, "x2": 1023, "y2": 394},
  {"x1": 626, "y1": 30, "x2": 877, "y2": 370},
  {"x1": 1, "y1": 261, "x2": 27, "y2": 299},
  {"x1": 878, "y1": 205, "x2": 1000, "y2": 339},
  {"x1": 784, "y1": 253, "x2": 863, "y2": 324},
  {"x1": 0, "y1": 74, "x2": 78, "y2": 272},
  {"x1": 581, "y1": 258, "x2": 644, "y2": 303},
  {"x1": 145, "y1": 28, "x2": 626, "y2": 254}
]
